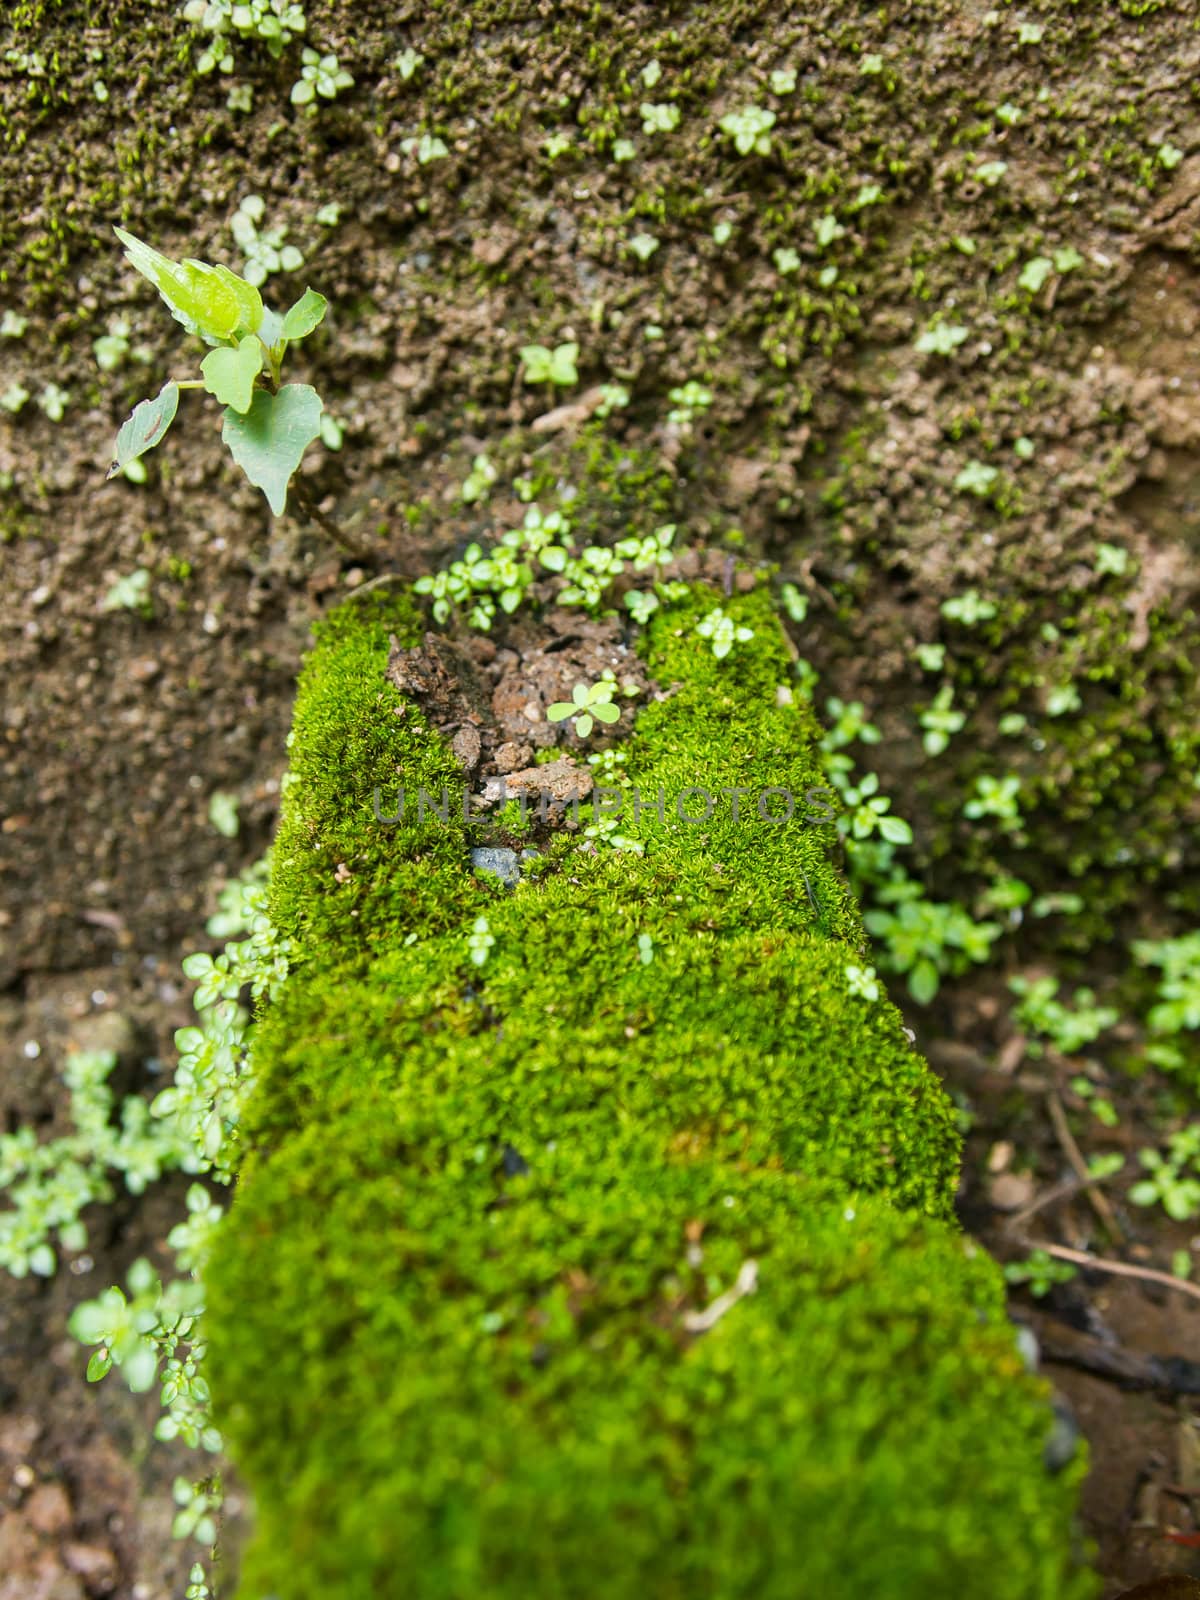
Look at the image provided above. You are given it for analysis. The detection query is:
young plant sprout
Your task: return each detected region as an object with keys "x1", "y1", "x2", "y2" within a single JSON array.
[
  {"x1": 546, "y1": 679, "x2": 621, "y2": 738},
  {"x1": 106, "y1": 229, "x2": 358, "y2": 552},
  {"x1": 519, "y1": 341, "x2": 579, "y2": 387}
]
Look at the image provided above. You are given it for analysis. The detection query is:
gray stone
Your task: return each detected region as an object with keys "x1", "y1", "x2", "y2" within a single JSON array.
[{"x1": 471, "y1": 847, "x2": 522, "y2": 887}]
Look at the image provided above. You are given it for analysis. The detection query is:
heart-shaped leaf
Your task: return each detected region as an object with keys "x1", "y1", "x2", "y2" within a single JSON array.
[
  {"x1": 115, "y1": 227, "x2": 241, "y2": 344},
  {"x1": 281, "y1": 287, "x2": 328, "y2": 342},
  {"x1": 107, "y1": 381, "x2": 180, "y2": 478},
  {"x1": 201, "y1": 335, "x2": 263, "y2": 414},
  {"x1": 221, "y1": 383, "x2": 323, "y2": 515}
]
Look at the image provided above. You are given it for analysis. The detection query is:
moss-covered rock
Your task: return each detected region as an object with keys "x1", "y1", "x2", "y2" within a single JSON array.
[{"x1": 206, "y1": 583, "x2": 1094, "y2": 1598}]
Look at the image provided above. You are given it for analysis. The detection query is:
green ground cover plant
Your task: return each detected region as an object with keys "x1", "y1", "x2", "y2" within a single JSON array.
[{"x1": 193, "y1": 582, "x2": 1093, "y2": 1599}]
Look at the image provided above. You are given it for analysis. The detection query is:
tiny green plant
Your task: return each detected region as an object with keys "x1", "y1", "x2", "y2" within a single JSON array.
[
  {"x1": 963, "y1": 774, "x2": 1023, "y2": 825},
  {"x1": 640, "y1": 102, "x2": 679, "y2": 134},
  {"x1": 230, "y1": 194, "x2": 304, "y2": 286},
  {"x1": 914, "y1": 643, "x2": 946, "y2": 672},
  {"x1": 1018, "y1": 257, "x2": 1053, "y2": 295},
  {"x1": 840, "y1": 773, "x2": 913, "y2": 845},
  {"x1": 1009, "y1": 974, "x2": 1118, "y2": 1057},
  {"x1": 520, "y1": 341, "x2": 579, "y2": 387},
  {"x1": 0, "y1": 1050, "x2": 193, "y2": 1279},
  {"x1": 915, "y1": 320, "x2": 969, "y2": 356},
  {"x1": 94, "y1": 316, "x2": 135, "y2": 372},
  {"x1": 546, "y1": 679, "x2": 621, "y2": 738},
  {"x1": 461, "y1": 453, "x2": 498, "y2": 504},
  {"x1": 402, "y1": 132, "x2": 450, "y2": 164},
  {"x1": 919, "y1": 684, "x2": 964, "y2": 755},
  {"x1": 863, "y1": 878, "x2": 1002, "y2": 1004},
  {"x1": 1004, "y1": 1250, "x2": 1077, "y2": 1298},
  {"x1": 719, "y1": 106, "x2": 776, "y2": 156},
  {"x1": 1129, "y1": 1126, "x2": 1200, "y2": 1221},
  {"x1": 1133, "y1": 931, "x2": 1200, "y2": 1077},
  {"x1": 207, "y1": 790, "x2": 240, "y2": 838},
  {"x1": 1069, "y1": 1076, "x2": 1119, "y2": 1128},
  {"x1": 813, "y1": 213, "x2": 845, "y2": 249},
  {"x1": 291, "y1": 47, "x2": 353, "y2": 106},
  {"x1": 845, "y1": 964, "x2": 880, "y2": 1002},
  {"x1": 696, "y1": 606, "x2": 754, "y2": 659},
  {"x1": 106, "y1": 228, "x2": 331, "y2": 519},
  {"x1": 1094, "y1": 542, "x2": 1129, "y2": 577},
  {"x1": 103, "y1": 567, "x2": 153, "y2": 616},
  {"x1": 468, "y1": 916, "x2": 495, "y2": 967},
  {"x1": 666, "y1": 379, "x2": 713, "y2": 426},
  {"x1": 941, "y1": 590, "x2": 997, "y2": 625},
  {"x1": 954, "y1": 460, "x2": 999, "y2": 498},
  {"x1": 38, "y1": 382, "x2": 70, "y2": 421},
  {"x1": 181, "y1": 0, "x2": 306, "y2": 74}
]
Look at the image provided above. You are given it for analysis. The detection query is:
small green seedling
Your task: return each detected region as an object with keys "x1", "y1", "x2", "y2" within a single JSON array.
[
  {"x1": 640, "y1": 102, "x2": 679, "y2": 134},
  {"x1": 230, "y1": 195, "x2": 303, "y2": 287},
  {"x1": 38, "y1": 382, "x2": 70, "y2": 421},
  {"x1": 941, "y1": 590, "x2": 997, "y2": 625},
  {"x1": 696, "y1": 606, "x2": 754, "y2": 659},
  {"x1": 403, "y1": 133, "x2": 449, "y2": 164},
  {"x1": 547, "y1": 679, "x2": 621, "y2": 738},
  {"x1": 915, "y1": 320, "x2": 969, "y2": 356},
  {"x1": 845, "y1": 964, "x2": 880, "y2": 1002},
  {"x1": 1018, "y1": 257, "x2": 1053, "y2": 294},
  {"x1": 954, "y1": 460, "x2": 998, "y2": 497},
  {"x1": 919, "y1": 684, "x2": 964, "y2": 755},
  {"x1": 719, "y1": 106, "x2": 776, "y2": 156},
  {"x1": 291, "y1": 47, "x2": 352, "y2": 105},
  {"x1": 520, "y1": 342, "x2": 579, "y2": 387},
  {"x1": 106, "y1": 228, "x2": 329, "y2": 516},
  {"x1": 103, "y1": 567, "x2": 153, "y2": 616},
  {"x1": 468, "y1": 916, "x2": 495, "y2": 967},
  {"x1": 1004, "y1": 1250, "x2": 1076, "y2": 1298},
  {"x1": 1094, "y1": 542, "x2": 1129, "y2": 577}
]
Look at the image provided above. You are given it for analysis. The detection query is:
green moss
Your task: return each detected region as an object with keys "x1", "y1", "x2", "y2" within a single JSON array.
[{"x1": 207, "y1": 583, "x2": 1093, "y2": 1599}]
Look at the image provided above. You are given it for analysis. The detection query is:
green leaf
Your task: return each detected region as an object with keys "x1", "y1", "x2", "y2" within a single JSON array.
[
  {"x1": 221, "y1": 383, "x2": 323, "y2": 515},
  {"x1": 201, "y1": 335, "x2": 263, "y2": 414},
  {"x1": 213, "y1": 264, "x2": 264, "y2": 334},
  {"x1": 124, "y1": 1341, "x2": 159, "y2": 1393},
  {"x1": 909, "y1": 959, "x2": 940, "y2": 1005},
  {"x1": 258, "y1": 305, "x2": 285, "y2": 350},
  {"x1": 86, "y1": 1349, "x2": 114, "y2": 1382},
  {"x1": 879, "y1": 814, "x2": 913, "y2": 845},
  {"x1": 281, "y1": 287, "x2": 328, "y2": 342},
  {"x1": 115, "y1": 227, "x2": 241, "y2": 343},
  {"x1": 107, "y1": 381, "x2": 180, "y2": 478},
  {"x1": 591, "y1": 701, "x2": 621, "y2": 724}
]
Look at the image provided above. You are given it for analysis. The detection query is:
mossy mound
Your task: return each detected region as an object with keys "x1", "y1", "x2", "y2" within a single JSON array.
[{"x1": 206, "y1": 584, "x2": 1094, "y2": 1598}]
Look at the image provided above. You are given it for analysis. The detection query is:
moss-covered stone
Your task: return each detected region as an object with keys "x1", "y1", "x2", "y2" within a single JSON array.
[{"x1": 206, "y1": 584, "x2": 1095, "y2": 1598}]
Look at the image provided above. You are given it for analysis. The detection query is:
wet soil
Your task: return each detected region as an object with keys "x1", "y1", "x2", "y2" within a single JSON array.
[{"x1": 3, "y1": 0, "x2": 1200, "y2": 1593}]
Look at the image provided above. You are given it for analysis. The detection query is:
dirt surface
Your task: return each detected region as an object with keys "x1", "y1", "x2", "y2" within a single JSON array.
[{"x1": 3, "y1": 0, "x2": 1200, "y2": 1593}]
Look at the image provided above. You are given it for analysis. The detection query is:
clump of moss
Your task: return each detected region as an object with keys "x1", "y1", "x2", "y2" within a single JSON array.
[{"x1": 207, "y1": 583, "x2": 1094, "y2": 1599}]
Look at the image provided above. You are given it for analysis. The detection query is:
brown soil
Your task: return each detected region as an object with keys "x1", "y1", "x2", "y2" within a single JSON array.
[{"x1": 3, "y1": 0, "x2": 1200, "y2": 1594}]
